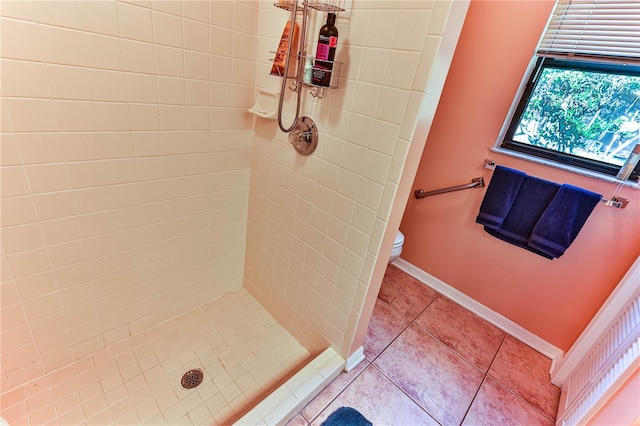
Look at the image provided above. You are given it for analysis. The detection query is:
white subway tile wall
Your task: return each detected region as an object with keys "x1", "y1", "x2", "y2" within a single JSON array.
[
  {"x1": 1, "y1": 0, "x2": 255, "y2": 390},
  {"x1": 245, "y1": 0, "x2": 452, "y2": 358},
  {"x1": 0, "y1": 0, "x2": 454, "y2": 418}
]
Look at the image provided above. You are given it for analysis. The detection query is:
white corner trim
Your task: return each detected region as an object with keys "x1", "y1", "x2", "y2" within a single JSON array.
[
  {"x1": 345, "y1": 346, "x2": 365, "y2": 372},
  {"x1": 551, "y1": 256, "x2": 640, "y2": 387},
  {"x1": 393, "y1": 258, "x2": 564, "y2": 367}
]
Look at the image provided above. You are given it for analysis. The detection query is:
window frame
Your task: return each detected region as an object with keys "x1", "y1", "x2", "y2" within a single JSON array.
[{"x1": 498, "y1": 56, "x2": 640, "y2": 182}]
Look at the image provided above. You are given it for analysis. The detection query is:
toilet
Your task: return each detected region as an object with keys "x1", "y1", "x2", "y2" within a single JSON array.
[{"x1": 389, "y1": 230, "x2": 405, "y2": 264}]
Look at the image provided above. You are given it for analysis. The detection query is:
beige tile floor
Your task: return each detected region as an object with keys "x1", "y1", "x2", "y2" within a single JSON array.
[
  {"x1": 289, "y1": 265, "x2": 561, "y2": 425},
  {"x1": 0, "y1": 288, "x2": 311, "y2": 425}
]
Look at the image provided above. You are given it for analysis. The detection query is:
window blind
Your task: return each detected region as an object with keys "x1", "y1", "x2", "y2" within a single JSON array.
[{"x1": 537, "y1": 0, "x2": 640, "y2": 64}]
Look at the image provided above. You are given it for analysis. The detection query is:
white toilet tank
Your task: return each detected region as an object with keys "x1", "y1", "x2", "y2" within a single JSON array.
[{"x1": 389, "y1": 230, "x2": 405, "y2": 264}]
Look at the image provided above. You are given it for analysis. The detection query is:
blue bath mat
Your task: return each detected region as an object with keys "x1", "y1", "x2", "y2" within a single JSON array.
[{"x1": 321, "y1": 407, "x2": 372, "y2": 426}]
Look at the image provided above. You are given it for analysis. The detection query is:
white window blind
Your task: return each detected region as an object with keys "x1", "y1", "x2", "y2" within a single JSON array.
[{"x1": 537, "y1": 0, "x2": 640, "y2": 64}]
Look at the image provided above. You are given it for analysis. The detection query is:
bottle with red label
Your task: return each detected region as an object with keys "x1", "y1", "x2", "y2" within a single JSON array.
[{"x1": 312, "y1": 13, "x2": 338, "y2": 87}]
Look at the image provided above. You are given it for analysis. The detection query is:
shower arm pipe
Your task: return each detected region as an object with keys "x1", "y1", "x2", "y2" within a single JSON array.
[{"x1": 277, "y1": 0, "x2": 309, "y2": 133}]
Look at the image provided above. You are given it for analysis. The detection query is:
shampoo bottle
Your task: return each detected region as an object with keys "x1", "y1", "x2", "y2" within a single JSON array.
[
  {"x1": 303, "y1": 57, "x2": 313, "y2": 84},
  {"x1": 312, "y1": 13, "x2": 338, "y2": 87},
  {"x1": 270, "y1": 20, "x2": 300, "y2": 78}
]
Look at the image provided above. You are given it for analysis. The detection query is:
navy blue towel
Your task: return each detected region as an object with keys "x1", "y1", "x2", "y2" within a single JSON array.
[
  {"x1": 476, "y1": 166, "x2": 526, "y2": 229},
  {"x1": 529, "y1": 184, "x2": 601, "y2": 258},
  {"x1": 321, "y1": 407, "x2": 372, "y2": 426},
  {"x1": 483, "y1": 175, "x2": 560, "y2": 259}
]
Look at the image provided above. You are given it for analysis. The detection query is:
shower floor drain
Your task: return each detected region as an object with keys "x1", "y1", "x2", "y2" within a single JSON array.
[{"x1": 181, "y1": 369, "x2": 204, "y2": 389}]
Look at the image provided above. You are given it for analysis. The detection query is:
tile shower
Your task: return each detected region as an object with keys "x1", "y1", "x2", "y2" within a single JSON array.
[{"x1": 0, "y1": 0, "x2": 465, "y2": 424}]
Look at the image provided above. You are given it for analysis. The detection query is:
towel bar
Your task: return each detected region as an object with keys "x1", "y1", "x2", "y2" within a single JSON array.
[
  {"x1": 602, "y1": 196, "x2": 629, "y2": 209},
  {"x1": 414, "y1": 177, "x2": 485, "y2": 199},
  {"x1": 483, "y1": 159, "x2": 630, "y2": 209}
]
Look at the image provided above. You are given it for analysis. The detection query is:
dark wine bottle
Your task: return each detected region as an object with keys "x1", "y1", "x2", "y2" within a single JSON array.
[{"x1": 312, "y1": 13, "x2": 338, "y2": 87}]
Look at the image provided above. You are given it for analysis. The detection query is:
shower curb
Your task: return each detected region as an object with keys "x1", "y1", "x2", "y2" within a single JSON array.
[{"x1": 233, "y1": 347, "x2": 345, "y2": 425}]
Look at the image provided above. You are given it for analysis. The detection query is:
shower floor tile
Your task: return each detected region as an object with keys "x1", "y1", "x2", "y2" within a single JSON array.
[
  {"x1": 291, "y1": 264, "x2": 561, "y2": 425},
  {"x1": 0, "y1": 288, "x2": 311, "y2": 426}
]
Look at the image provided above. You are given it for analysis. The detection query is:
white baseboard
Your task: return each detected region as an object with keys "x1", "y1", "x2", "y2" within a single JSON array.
[
  {"x1": 345, "y1": 346, "x2": 365, "y2": 372},
  {"x1": 393, "y1": 258, "x2": 564, "y2": 370}
]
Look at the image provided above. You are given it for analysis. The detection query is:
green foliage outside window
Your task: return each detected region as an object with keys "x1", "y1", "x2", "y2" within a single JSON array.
[{"x1": 513, "y1": 67, "x2": 640, "y2": 166}]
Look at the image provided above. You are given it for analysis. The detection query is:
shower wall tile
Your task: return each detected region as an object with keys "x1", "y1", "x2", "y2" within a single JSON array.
[
  {"x1": 0, "y1": 19, "x2": 44, "y2": 61},
  {"x1": 352, "y1": 82, "x2": 382, "y2": 117},
  {"x1": 54, "y1": 101, "x2": 96, "y2": 132},
  {"x1": 1, "y1": 196, "x2": 39, "y2": 227},
  {"x1": 210, "y1": 27, "x2": 234, "y2": 57},
  {"x1": 183, "y1": 1, "x2": 209, "y2": 23},
  {"x1": 377, "y1": 87, "x2": 411, "y2": 125},
  {"x1": 0, "y1": 167, "x2": 29, "y2": 198},
  {"x1": 429, "y1": 0, "x2": 453, "y2": 35},
  {"x1": 184, "y1": 20, "x2": 209, "y2": 53},
  {"x1": 121, "y1": 39, "x2": 157, "y2": 73},
  {"x1": 84, "y1": 34, "x2": 125, "y2": 71},
  {"x1": 14, "y1": 272, "x2": 58, "y2": 302},
  {"x1": 209, "y1": 0, "x2": 234, "y2": 28},
  {"x1": 184, "y1": 51, "x2": 209, "y2": 80},
  {"x1": 156, "y1": 46, "x2": 186, "y2": 78},
  {"x1": 152, "y1": 10, "x2": 184, "y2": 48},
  {"x1": 116, "y1": 2, "x2": 154, "y2": 42},
  {"x1": 401, "y1": 91, "x2": 425, "y2": 140},
  {"x1": 358, "y1": 49, "x2": 390, "y2": 85},
  {"x1": 363, "y1": 151, "x2": 392, "y2": 184},
  {"x1": 0, "y1": 59, "x2": 50, "y2": 98},
  {"x1": 1, "y1": 0, "x2": 256, "y2": 391},
  {"x1": 38, "y1": 25, "x2": 90, "y2": 67},
  {"x1": 394, "y1": 10, "x2": 433, "y2": 51},
  {"x1": 46, "y1": 64, "x2": 93, "y2": 100},
  {"x1": 4, "y1": 99, "x2": 58, "y2": 132},
  {"x1": 1, "y1": 224, "x2": 44, "y2": 256},
  {"x1": 402, "y1": 0, "x2": 437, "y2": 9},
  {"x1": 234, "y1": 1, "x2": 258, "y2": 34},
  {"x1": 0, "y1": 135, "x2": 22, "y2": 166},
  {"x1": 384, "y1": 51, "x2": 421, "y2": 90},
  {"x1": 388, "y1": 139, "x2": 411, "y2": 184},
  {"x1": 0, "y1": 1, "x2": 34, "y2": 21},
  {"x1": 245, "y1": 0, "x2": 451, "y2": 360},
  {"x1": 76, "y1": 1, "x2": 119, "y2": 36},
  {"x1": 32, "y1": 0, "x2": 80, "y2": 28},
  {"x1": 366, "y1": 11, "x2": 400, "y2": 49}
]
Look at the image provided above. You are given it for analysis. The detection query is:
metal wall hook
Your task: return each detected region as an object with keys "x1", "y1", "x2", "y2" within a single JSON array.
[{"x1": 309, "y1": 87, "x2": 326, "y2": 98}]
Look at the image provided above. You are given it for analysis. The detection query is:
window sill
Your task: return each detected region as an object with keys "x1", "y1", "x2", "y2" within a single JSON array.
[{"x1": 489, "y1": 147, "x2": 640, "y2": 190}]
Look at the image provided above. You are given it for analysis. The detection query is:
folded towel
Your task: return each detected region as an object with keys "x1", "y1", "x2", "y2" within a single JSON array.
[
  {"x1": 483, "y1": 175, "x2": 560, "y2": 259},
  {"x1": 529, "y1": 184, "x2": 601, "y2": 258},
  {"x1": 476, "y1": 166, "x2": 526, "y2": 229},
  {"x1": 321, "y1": 407, "x2": 372, "y2": 426}
]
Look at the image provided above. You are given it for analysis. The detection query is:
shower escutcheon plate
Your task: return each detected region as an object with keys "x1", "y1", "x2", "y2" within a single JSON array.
[{"x1": 289, "y1": 116, "x2": 318, "y2": 156}]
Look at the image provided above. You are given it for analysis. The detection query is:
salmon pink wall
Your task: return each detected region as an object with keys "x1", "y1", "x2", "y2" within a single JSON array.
[{"x1": 399, "y1": 0, "x2": 640, "y2": 351}]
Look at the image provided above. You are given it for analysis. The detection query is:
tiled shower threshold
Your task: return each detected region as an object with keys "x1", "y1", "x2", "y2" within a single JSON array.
[{"x1": 0, "y1": 288, "x2": 342, "y2": 425}]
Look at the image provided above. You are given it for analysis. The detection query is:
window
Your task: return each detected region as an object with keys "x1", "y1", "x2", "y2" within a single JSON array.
[{"x1": 498, "y1": 0, "x2": 640, "y2": 181}]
